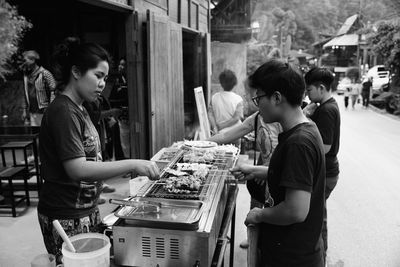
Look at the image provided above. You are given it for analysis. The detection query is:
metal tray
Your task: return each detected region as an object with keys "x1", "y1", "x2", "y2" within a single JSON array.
[
  {"x1": 114, "y1": 197, "x2": 204, "y2": 230},
  {"x1": 144, "y1": 182, "x2": 203, "y2": 200}
]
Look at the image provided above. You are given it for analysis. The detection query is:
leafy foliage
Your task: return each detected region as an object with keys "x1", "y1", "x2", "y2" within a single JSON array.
[
  {"x1": 369, "y1": 20, "x2": 400, "y2": 73},
  {"x1": 368, "y1": 19, "x2": 400, "y2": 93},
  {"x1": 251, "y1": 0, "x2": 394, "y2": 51},
  {"x1": 0, "y1": 0, "x2": 31, "y2": 79}
]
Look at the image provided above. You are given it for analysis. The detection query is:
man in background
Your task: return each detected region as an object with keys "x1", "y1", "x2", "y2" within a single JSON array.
[
  {"x1": 361, "y1": 77, "x2": 372, "y2": 108},
  {"x1": 20, "y1": 50, "x2": 56, "y2": 126},
  {"x1": 305, "y1": 67, "x2": 341, "y2": 263}
]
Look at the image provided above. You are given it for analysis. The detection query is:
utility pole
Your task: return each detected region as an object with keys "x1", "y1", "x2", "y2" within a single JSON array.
[{"x1": 356, "y1": 0, "x2": 362, "y2": 78}]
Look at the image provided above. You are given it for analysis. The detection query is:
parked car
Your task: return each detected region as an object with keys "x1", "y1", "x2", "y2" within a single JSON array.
[
  {"x1": 336, "y1": 77, "x2": 352, "y2": 95},
  {"x1": 367, "y1": 65, "x2": 390, "y2": 96}
]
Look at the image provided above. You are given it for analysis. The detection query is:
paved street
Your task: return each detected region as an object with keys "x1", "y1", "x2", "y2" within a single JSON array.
[{"x1": 327, "y1": 95, "x2": 400, "y2": 267}]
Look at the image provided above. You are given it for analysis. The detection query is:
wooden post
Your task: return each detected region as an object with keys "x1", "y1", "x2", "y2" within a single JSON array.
[{"x1": 247, "y1": 224, "x2": 259, "y2": 267}]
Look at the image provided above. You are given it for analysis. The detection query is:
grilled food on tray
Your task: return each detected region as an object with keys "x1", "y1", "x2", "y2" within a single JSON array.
[
  {"x1": 183, "y1": 150, "x2": 215, "y2": 163},
  {"x1": 165, "y1": 168, "x2": 188, "y2": 177},
  {"x1": 164, "y1": 176, "x2": 201, "y2": 194},
  {"x1": 211, "y1": 144, "x2": 239, "y2": 155}
]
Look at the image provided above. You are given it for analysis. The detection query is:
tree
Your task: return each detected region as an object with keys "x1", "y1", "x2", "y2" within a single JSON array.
[
  {"x1": 0, "y1": 0, "x2": 31, "y2": 79},
  {"x1": 368, "y1": 19, "x2": 400, "y2": 113},
  {"x1": 250, "y1": 0, "x2": 395, "y2": 51},
  {"x1": 369, "y1": 19, "x2": 400, "y2": 89}
]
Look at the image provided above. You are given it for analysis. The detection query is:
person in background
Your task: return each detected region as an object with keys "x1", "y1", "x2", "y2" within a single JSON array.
[
  {"x1": 231, "y1": 60, "x2": 326, "y2": 266},
  {"x1": 83, "y1": 94, "x2": 123, "y2": 203},
  {"x1": 109, "y1": 58, "x2": 130, "y2": 158},
  {"x1": 208, "y1": 69, "x2": 244, "y2": 140},
  {"x1": 350, "y1": 79, "x2": 361, "y2": 109},
  {"x1": 20, "y1": 50, "x2": 56, "y2": 126},
  {"x1": 38, "y1": 38, "x2": 159, "y2": 263},
  {"x1": 361, "y1": 77, "x2": 372, "y2": 108},
  {"x1": 109, "y1": 58, "x2": 128, "y2": 107},
  {"x1": 305, "y1": 67, "x2": 341, "y2": 263},
  {"x1": 343, "y1": 82, "x2": 351, "y2": 109}
]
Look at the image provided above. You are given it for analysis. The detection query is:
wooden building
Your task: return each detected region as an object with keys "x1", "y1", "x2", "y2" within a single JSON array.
[{"x1": 10, "y1": 0, "x2": 212, "y2": 159}]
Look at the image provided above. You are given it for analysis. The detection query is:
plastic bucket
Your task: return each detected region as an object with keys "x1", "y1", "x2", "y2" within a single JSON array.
[{"x1": 61, "y1": 233, "x2": 110, "y2": 267}]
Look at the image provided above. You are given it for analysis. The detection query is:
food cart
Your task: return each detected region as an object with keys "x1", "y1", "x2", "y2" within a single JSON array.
[{"x1": 111, "y1": 141, "x2": 240, "y2": 267}]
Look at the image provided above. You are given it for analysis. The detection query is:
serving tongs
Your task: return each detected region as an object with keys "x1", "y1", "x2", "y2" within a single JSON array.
[
  {"x1": 109, "y1": 198, "x2": 161, "y2": 214},
  {"x1": 111, "y1": 197, "x2": 194, "y2": 210}
]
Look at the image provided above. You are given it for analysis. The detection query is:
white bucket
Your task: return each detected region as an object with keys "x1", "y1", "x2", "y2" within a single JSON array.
[{"x1": 61, "y1": 233, "x2": 110, "y2": 267}]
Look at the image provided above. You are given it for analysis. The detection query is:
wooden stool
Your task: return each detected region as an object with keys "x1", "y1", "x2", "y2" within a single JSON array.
[
  {"x1": 0, "y1": 141, "x2": 41, "y2": 191},
  {"x1": 0, "y1": 166, "x2": 30, "y2": 217}
]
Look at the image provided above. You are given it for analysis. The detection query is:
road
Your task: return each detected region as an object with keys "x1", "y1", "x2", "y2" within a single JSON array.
[{"x1": 327, "y1": 95, "x2": 400, "y2": 267}]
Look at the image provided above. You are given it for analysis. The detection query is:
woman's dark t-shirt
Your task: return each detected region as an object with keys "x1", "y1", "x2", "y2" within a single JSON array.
[
  {"x1": 260, "y1": 122, "x2": 326, "y2": 267},
  {"x1": 38, "y1": 95, "x2": 102, "y2": 219}
]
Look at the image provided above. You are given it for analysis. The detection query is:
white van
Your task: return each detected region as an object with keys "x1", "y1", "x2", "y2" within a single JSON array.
[{"x1": 367, "y1": 65, "x2": 390, "y2": 95}]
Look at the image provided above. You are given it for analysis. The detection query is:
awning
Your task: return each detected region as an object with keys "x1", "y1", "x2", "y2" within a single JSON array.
[{"x1": 323, "y1": 34, "x2": 359, "y2": 49}]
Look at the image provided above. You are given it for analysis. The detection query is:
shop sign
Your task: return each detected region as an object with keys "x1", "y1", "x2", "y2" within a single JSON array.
[{"x1": 194, "y1": 87, "x2": 211, "y2": 140}]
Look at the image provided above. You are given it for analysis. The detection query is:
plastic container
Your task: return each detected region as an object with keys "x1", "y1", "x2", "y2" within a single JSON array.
[
  {"x1": 61, "y1": 233, "x2": 110, "y2": 267},
  {"x1": 129, "y1": 176, "x2": 149, "y2": 196}
]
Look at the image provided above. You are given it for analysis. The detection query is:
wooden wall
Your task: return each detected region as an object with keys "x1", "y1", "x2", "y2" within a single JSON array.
[
  {"x1": 127, "y1": 0, "x2": 210, "y2": 158},
  {"x1": 135, "y1": 0, "x2": 209, "y2": 33},
  {"x1": 147, "y1": 12, "x2": 185, "y2": 155}
]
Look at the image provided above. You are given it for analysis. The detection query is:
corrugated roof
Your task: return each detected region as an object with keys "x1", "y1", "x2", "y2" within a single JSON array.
[
  {"x1": 336, "y1": 14, "x2": 358, "y2": 36},
  {"x1": 312, "y1": 37, "x2": 333, "y2": 47},
  {"x1": 322, "y1": 34, "x2": 358, "y2": 49}
]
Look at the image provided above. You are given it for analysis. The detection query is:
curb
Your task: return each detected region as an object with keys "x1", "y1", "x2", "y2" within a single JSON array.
[{"x1": 369, "y1": 104, "x2": 400, "y2": 121}]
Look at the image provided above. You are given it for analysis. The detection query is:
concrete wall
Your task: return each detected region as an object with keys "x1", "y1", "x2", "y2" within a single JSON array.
[{"x1": 211, "y1": 41, "x2": 248, "y2": 112}]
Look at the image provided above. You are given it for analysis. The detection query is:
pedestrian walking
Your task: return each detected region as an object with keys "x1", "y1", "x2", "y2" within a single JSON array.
[
  {"x1": 350, "y1": 80, "x2": 361, "y2": 109},
  {"x1": 305, "y1": 67, "x2": 341, "y2": 264},
  {"x1": 231, "y1": 60, "x2": 326, "y2": 267},
  {"x1": 361, "y1": 77, "x2": 372, "y2": 108}
]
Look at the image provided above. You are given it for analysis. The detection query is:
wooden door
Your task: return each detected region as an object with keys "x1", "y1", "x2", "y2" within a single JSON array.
[
  {"x1": 147, "y1": 11, "x2": 184, "y2": 156},
  {"x1": 168, "y1": 21, "x2": 185, "y2": 146}
]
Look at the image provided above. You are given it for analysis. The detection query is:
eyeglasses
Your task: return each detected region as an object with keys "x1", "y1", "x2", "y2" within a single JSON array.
[{"x1": 252, "y1": 94, "x2": 268, "y2": 107}]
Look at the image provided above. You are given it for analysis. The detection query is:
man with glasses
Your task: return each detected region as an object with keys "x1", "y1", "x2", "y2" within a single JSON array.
[
  {"x1": 231, "y1": 59, "x2": 326, "y2": 266},
  {"x1": 304, "y1": 67, "x2": 341, "y2": 263},
  {"x1": 207, "y1": 81, "x2": 282, "y2": 248}
]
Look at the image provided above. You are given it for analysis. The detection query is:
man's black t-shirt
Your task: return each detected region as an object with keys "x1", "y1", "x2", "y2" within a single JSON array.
[
  {"x1": 38, "y1": 95, "x2": 102, "y2": 219},
  {"x1": 362, "y1": 81, "x2": 372, "y2": 93},
  {"x1": 310, "y1": 97, "x2": 340, "y2": 177},
  {"x1": 260, "y1": 122, "x2": 326, "y2": 267}
]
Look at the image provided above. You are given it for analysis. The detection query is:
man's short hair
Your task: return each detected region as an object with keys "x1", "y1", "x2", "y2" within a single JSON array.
[
  {"x1": 247, "y1": 59, "x2": 305, "y2": 106},
  {"x1": 219, "y1": 69, "x2": 237, "y2": 91},
  {"x1": 304, "y1": 67, "x2": 334, "y2": 91},
  {"x1": 22, "y1": 50, "x2": 40, "y2": 62}
]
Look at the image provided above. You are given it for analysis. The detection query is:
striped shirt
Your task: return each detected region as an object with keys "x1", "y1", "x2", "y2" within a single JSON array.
[{"x1": 23, "y1": 66, "x2": 56, "y2": 113}]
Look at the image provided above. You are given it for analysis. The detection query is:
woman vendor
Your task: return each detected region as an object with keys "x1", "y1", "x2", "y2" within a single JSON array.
[{"x1": 37, "y1": 37, "x2": 159, "y2": 262}]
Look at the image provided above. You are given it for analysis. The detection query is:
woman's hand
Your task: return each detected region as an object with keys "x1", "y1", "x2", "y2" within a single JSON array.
[{"x1": 133, "y1": 160, "x2": 160, "y2": 180}]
